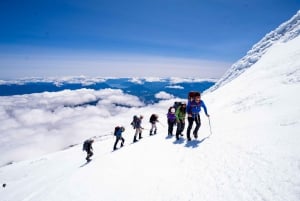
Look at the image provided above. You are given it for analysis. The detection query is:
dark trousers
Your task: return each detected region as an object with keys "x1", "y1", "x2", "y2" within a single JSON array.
[
  {"x1": 114, "y1": 136, "x2": 125, "y2": 149},
  {"x1": 86, "y1": 150, "x2": 93, "y2": 161},
  {"x1": 186, "y1": 115, "x2": 201, "y2": 140},
  {"x1": 168, "y1": 120, "x2": 176, "y2": 135},
  {"x1": 176, "y1": 120, "x2": 185, "y2": 138}
]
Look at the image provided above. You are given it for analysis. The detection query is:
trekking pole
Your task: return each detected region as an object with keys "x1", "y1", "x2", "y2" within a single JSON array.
[{"x1": 208, "y1": 116, "x2": 212, "y2": 136}]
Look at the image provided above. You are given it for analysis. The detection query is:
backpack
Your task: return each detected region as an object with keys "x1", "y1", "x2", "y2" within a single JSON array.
[
  {"x1": 82, "y1": 140, "x2": 90, "y2": 151},
  {"x1": 114, "y1": 126, "x2": 120, "y2": 136},
  {"x1": 131, "y1": 115, "x2": 138, "y2": 129},
  {"x1": 173, "y1": 101, "x2": 182, "y2": 111},
  {"x1": 149, "y1": 114, "x2": 157, "y2": 123},
  {"x1": 188, "y1": 91, "x2": 200, "y2": 101}
]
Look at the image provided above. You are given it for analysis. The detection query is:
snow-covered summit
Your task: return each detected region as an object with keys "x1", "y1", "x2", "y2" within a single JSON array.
[{"x1": 209, "y1": 10, "x2": 300, "y2": 92}]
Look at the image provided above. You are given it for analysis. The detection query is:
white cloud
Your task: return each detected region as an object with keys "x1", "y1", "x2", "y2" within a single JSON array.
[
  {"x1": 129, "y1": 77, "x2": 144, "y2": 84},
  {"x1": 155, "y1": 91, "x2": 175, "y2": 100},
  {"x1": 0, "y1": 76, "x2": 107, "y2": 86},
  {"x1": 143, "y1": 77, "x2": 166, "y2": 82},
  {"x1": 0, "y1": 88, "x2": 145, "y2": 165},
  {"x1": 129, "y1": 77, "x2": 167, "y2": 84},
  {"x1": 169, "y1": 77, "x2": 218, "y2": 84},
  {"x1": 165, "y1": 85, "x2": 184, "y2": 89}
]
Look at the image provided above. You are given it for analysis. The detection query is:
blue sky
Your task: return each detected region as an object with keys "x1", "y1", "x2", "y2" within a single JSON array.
[{"x1": 0, "y1": 0, "x2": 299, "y2": 79}]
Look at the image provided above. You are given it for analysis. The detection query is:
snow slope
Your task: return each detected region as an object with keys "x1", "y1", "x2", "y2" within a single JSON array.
[
  {"x1": 209, "y1": 10, "x2": 300, "y2": 92},
  {"x1": 1, "y1": 14, "x2": 300, "y2": 201}
]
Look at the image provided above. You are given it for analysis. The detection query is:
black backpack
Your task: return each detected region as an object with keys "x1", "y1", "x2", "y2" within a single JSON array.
[
  {"x1": 131, "y1": 115, "x2": 138, "y2": 128},
  {"x1": 173, "y1": 101, "x2": 182, "y2": 111},
  {"x1": 83, "y1": 140, "x2": 91, "y2": 151},
  {"x1": 149, "y1": 114, "x2": 157, "y2": 123}
]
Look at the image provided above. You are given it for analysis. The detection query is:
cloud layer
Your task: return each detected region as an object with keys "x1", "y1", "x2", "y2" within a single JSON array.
[{"x1": 0, "y1": 88, "x2": 148, "y2": 165}]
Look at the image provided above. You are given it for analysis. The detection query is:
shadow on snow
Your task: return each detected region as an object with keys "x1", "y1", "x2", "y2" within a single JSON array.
[{"x1": 184, "y1": 136, "x2": 210, "y2": 148}]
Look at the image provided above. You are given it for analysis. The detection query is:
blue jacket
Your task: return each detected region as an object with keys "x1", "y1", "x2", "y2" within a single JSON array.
[{"x1": 187, "y1": 100, "x2": 208, "y2": 118}]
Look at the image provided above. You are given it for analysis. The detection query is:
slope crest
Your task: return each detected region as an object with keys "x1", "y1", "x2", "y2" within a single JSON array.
[{"x1": 209, "y1": 10, "x2": 300, "y2": 92}]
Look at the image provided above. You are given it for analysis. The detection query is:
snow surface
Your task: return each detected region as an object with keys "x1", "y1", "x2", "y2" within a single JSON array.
[{"x1": 1, "y1": 12, "x2": 300, "y2": 201}]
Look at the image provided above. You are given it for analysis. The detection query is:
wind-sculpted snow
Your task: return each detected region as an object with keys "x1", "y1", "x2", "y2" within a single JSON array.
[{"x1": 209, "y1": 10, "x2": 300, "y2": 92}]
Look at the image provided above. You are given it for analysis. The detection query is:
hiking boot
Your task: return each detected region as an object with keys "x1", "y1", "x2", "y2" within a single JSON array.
[
  {"x1": 150, "y1": 130, "x2": 153, "y2": 136},
  {"x1": 154, "y1": 130, "x2": 157, "y2": 135},
  {"x1": 193, "y1": 133, "x2": 198, "y2": 139}
]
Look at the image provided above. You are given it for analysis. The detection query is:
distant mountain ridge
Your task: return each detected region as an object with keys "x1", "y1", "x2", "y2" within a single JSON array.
[{"x1": 209, "y1": 10, "x2": 300, "y2": 92}]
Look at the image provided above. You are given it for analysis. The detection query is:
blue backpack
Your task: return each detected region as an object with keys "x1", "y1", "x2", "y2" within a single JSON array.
[{"x1": 114, "y1": 126, "x2": 120, "y2": 135}]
